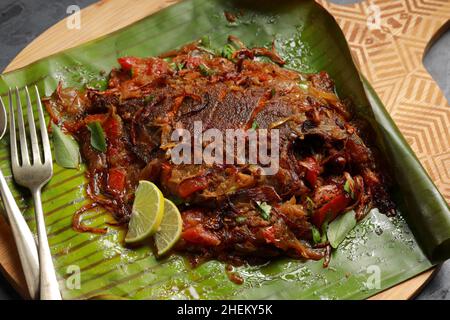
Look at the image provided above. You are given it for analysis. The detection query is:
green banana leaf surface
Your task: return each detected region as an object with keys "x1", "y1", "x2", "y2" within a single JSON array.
[{"x1": 1, "y1": 0, "x2": 449, "y2": 300}]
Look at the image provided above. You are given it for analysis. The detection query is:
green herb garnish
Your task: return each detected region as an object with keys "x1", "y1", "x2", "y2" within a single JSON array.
[
  {"x1": 51, "y1": 123, "x2": 81, "y2": 169},
  {"x1": 321, "y1": 219, "x2": 330, "y2": 243},
  {"x1": 298, "y1": 81, "x2": 309, "y2": 91},
  {"x1": 220, "y1": 43, "x2": 236, "y2": 60},
  {"x1": 170, "y1": 62, "x2": 185, "y2": 71},
  {"x1": 251, "y1": 121, "x2": 259, "y2": 130},
  {"x1": 311, "y1": 226, "x2": 321, "y2": 244},
  {"x1": 305, "y1": 196, "x2": 315, "y2": 213},
  {"x1": 256, "y1": 201, "x2": 272, "y2": 221},
  {"x1": 144, "y1": 95, "x2": 155, "y2": 103},
  {"x1": 343, "y1": 177, "x2": 355, "y2": 199},
  {"x1": 87, "y1": 121, "x2": 107, "y2": 153},
  {"x1": 236, "y1": 216, "x2": 247, "y2": 224},
  {"x1": 199, "y1": 64, "x2": 215, "y2": 76}
]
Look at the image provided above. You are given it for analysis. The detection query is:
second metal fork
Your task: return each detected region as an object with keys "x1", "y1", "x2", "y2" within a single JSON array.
[{"x1": 9, "y1": 86, "x2": 61, "y2": 300}]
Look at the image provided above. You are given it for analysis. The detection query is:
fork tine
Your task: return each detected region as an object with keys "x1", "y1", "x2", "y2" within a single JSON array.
[
  {"x1": 0, "y1": 95, "x2": 7, "y2": 139},
  {"x1": 8, "y1": 89, "x2": 19, "y2": 169},
  {"x1": 15, "y1": 87, "x2": 30, "y2": 166},
  {"x1": 25, "y1": 86, "x2": 41, "y2": 164},
  {"x1": 34, "y1": 86, "x2": 51, "y2": 164}
]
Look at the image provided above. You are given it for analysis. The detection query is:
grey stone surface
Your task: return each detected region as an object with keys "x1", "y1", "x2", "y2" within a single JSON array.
[{"x1": 0, "y1": 0, "x2": 448, "y2": 300}]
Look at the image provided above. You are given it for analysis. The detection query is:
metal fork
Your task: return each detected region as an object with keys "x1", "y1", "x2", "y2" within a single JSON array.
[
  {"x1": 9, "y1": 86, "x2": 61, "y2": 300},
  {"x1": 0, "y1": 92, "x2": 39, "y2": 299}
]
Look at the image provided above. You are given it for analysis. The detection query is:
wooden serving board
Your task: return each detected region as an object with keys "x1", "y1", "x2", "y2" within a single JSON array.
[{"x1": 1, "y1": 0, "x2": 448, "y2": 299}]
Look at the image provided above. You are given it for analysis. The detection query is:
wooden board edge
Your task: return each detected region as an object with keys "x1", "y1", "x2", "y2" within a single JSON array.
[{"x1": 0, "y1": 215, "x2": 31, "y2": 299}]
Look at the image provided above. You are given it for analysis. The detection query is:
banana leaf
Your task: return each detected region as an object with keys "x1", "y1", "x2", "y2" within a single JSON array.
[{"x1": 0, "y1": 0, "x2": 449, "y2": 300}]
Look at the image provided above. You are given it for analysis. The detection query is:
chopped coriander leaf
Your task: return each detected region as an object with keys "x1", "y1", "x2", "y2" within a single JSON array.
[
  {"x1": 236, "y1": 216, "x2": 247, "y2": 223},
  {"x1": 343, "y1": 177, "x2": 355, "y2": 199},
  {"x1": 221, "y1": 44, "x2": 235, "y2": 60},
  {"x1": 256, "y1": 201, "x2": 272, "y2": 221},
  {"x1": 199, "y1": 64, "x2": 215, "y2": 76},
  {"x1": 311, "y1": 226, "x2": 322, "y2": 244},
  {"x1": 176, "y1": 62, "x2": 185, "y2": 71},
  {"x1": 320, "y1": 219, "x2": 329, "y2": 243},
  {"x1": 298, "y1": 81, "x2": 309, "y2": 91},
  {"x1": 144, "y1": 95, "x2": 155, "y2": 103},
  {"x1": 170, "y1": 62, "x2": 185, "y2": 71},
  {"x1": 305, "y1": 196, "x2": 315, "y2": 213},
  {"x1": 251, "y1": 121, "x2": 259, "y2": 130},
  {"x1": 271, "y1": 88, "x2": 276, "y2": 97}
]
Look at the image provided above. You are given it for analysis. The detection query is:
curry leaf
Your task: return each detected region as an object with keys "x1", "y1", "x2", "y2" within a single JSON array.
[
  {"x1": 327, "y1": 210, "x2": 357, "y2": 248},
  {"x1": 256, "y1": 201, "x2": 272, "y2": 220},
  {"x1": 51, "y1": 122, "x2": 80, "y2": 169},
  {"x1": 87, "y1": 121, "x2": 107, "y2": 153}
]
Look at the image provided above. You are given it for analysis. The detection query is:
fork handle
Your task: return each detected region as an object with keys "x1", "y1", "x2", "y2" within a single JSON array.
[
  {"x1": 32, "y1": 189, "x2": 61, "y2": 300},
  {"x1": 0, "y1": 169, "x2": 39, "y2": 299}
]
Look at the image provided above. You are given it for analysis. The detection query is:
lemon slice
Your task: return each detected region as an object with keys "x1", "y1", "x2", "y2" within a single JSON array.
[
  {"x1": 125, "y1": 181, "x2": 164, "y2": 244},
  {"x1": 154, "y1": 199, "x2": 183, "y2": 256}
]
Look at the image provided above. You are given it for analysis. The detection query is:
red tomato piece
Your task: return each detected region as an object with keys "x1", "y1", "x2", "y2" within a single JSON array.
[
  {"x1": 312, "y1": 193, "x2": 351, "y2": 227},
  {"x1": 107, "y1": 168, "x2": 126, "y2": 195},
  {"x1": 84, "y1": 114, "x2": 108, "y2": 125},
  {"x1": 148, "y1": 59, "x2": 170, "y2": 75},
  {"x1": 262, "y1": 226, "x2": 277, "y2": 244},
  {"x1": 182, "y1": 225, "x2": 221, "y2": 246},
  {"x1": 303, "y1": 157, "x2": 320, "y2": 188},
  {"x1": 103, "y1": 115, "x2": 122, "y2": 140},
  {"x1": 178, "y1": 176, "x2": 208, "y2": 198},
  {"x1": 117, "y1": 57, "x2": 142, "y2": 71}
]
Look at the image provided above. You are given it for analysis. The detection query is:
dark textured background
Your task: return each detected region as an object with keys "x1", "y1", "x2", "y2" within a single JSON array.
[{"x1": 0, "y1": 0, "x2": 448, "y2": 300}]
